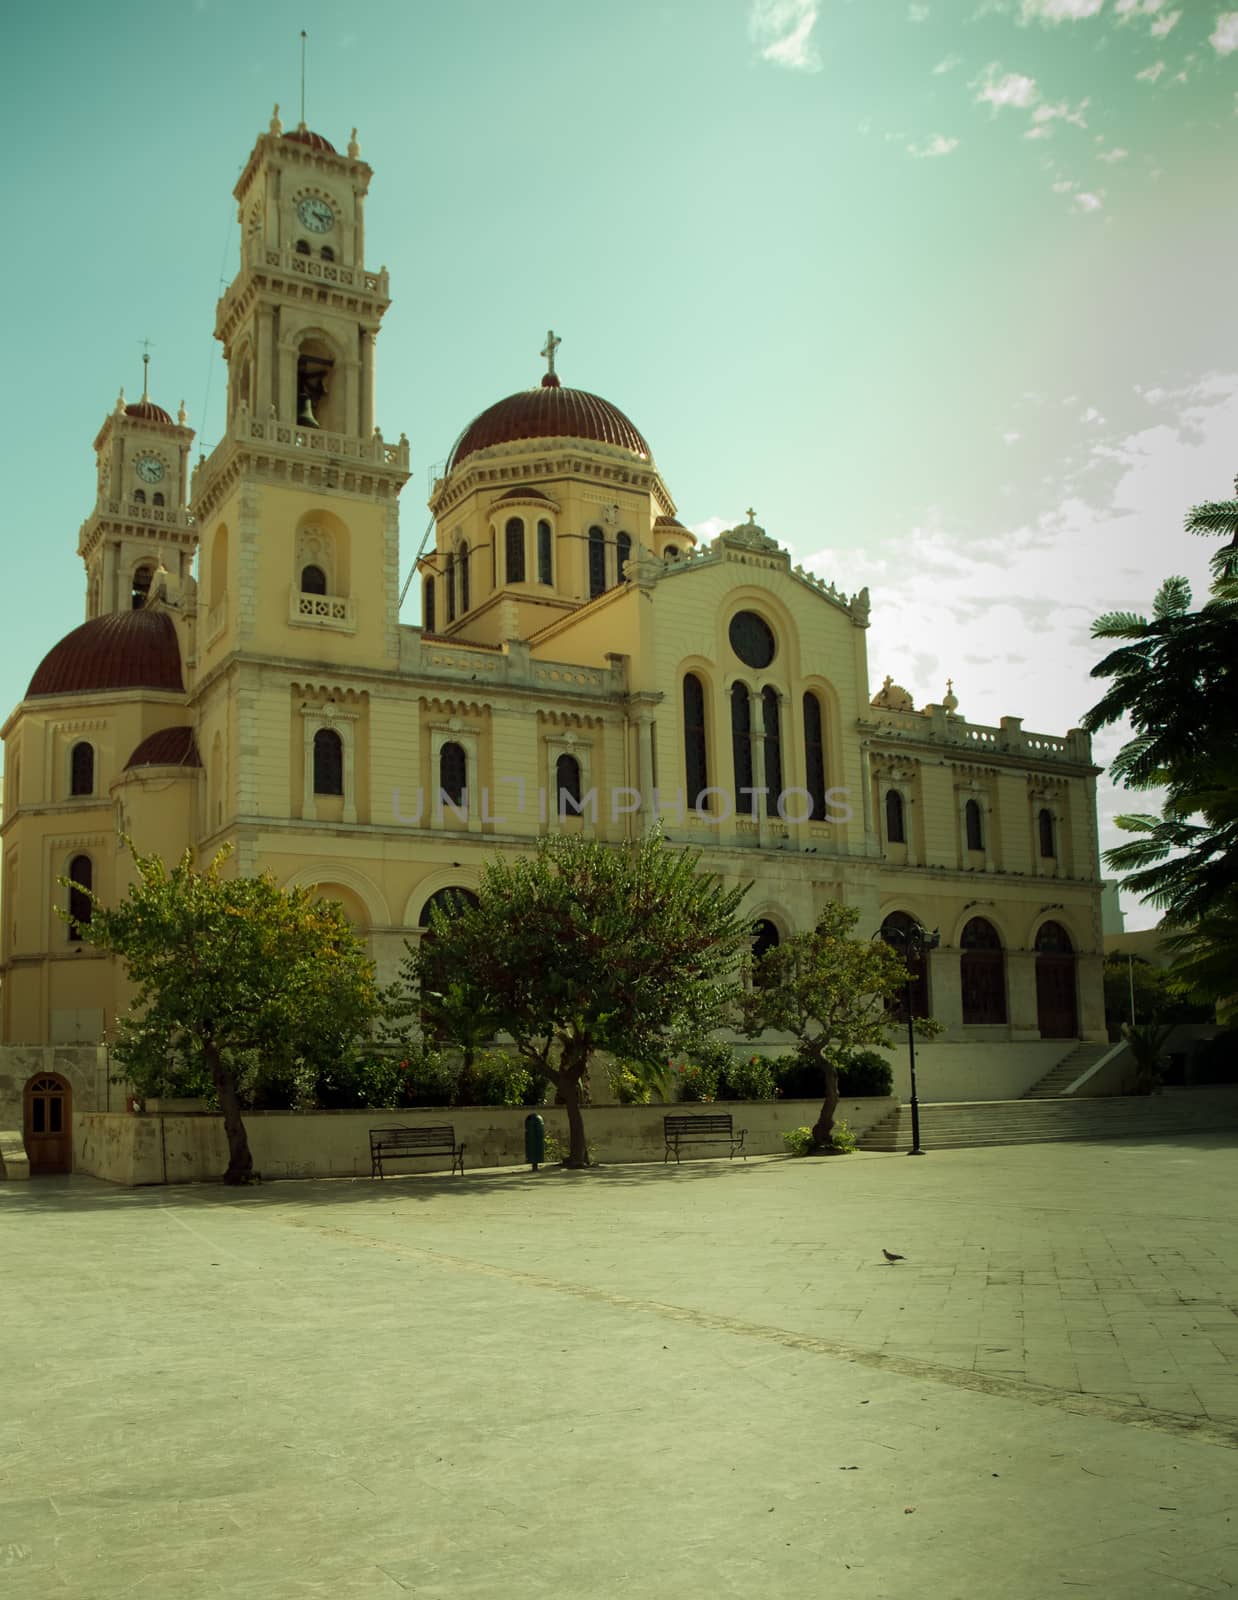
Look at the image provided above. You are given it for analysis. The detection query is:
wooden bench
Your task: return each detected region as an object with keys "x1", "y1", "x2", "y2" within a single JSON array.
[
  {"x1": 663, "y1": 1113, "x2": 747, "y2": 1164},
  {"x1": 369, "y1": 1125, "x2": 465, "y2": 1179}
]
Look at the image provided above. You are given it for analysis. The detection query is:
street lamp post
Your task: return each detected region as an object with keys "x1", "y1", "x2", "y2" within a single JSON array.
[{"x1": 880, "y1": 921, "x2": 940, "y2": 1156}]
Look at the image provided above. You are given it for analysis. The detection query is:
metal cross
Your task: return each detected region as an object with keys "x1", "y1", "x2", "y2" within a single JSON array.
[
  {"x1": 541, "y1": 329, "x2": 561, "y2": 378},
  {"x1": 138, "y1": 338, "x2": 155, "y2": 397}
]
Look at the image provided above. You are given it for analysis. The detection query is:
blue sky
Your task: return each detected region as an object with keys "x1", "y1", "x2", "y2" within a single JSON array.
[{"x1": 2, "y1": 0, "x2": 1235, "y2": 926}]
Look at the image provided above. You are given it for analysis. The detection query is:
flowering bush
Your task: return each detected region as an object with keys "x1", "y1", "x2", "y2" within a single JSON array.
[
  {"x1": 718, "y1": 1054, "x2": 777, "y2": 1102},
  {"x1": 782, "y1": 1118, "x2": 857, "y2": 1156},
  {"x1": 671, "y1": 1058, "x2": 718, "y2": 1102}
]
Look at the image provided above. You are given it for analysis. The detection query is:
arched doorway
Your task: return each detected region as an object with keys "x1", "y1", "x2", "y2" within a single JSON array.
[
  {"x1": 1035, "y1": 921, "x2": 1078, "y2": 1038},
  {"x1": 24, "y1": 1073, "x2": 72, "y2": 1174},
  {"x1": 418, "y1": 888, "x2": 481, "y2": 1040},
  {"x1": 880, "y1": 911, "x2": 930, "y2": 1020},
  {"x1": 960, "y1": 917, "x2": 1007, "y2": 1025}
]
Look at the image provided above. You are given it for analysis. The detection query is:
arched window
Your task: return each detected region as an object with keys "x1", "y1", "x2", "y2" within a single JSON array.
[
  {"x1": 751, "y1": 918, "x2": 780, "y2": 984},
  {"x1": 67, "y1": 854, "x2": 93, "y2": 938},
  {"x1": 423, "y1": 576, "x2": 436, "y2": 634},
  {"x1": 70, "y1": 742, "x2": 94, "y2": 797},
  {"x1": 683, "y1": 673, "x2": 709, "y2": 807},
  {"x1": 131, "y1": 565, "x2": 153, "y2": 609},
  {"x1": 555, "y1": 753, "x2": 583, "y2": 817},
  {"x1": 616, "y1": 532, "x2": 632, "y2": 582},
  {"x1": 295, "y1": 239, "x2": 311, "y2": 255},
  {"x1": 301, "y1": 564, "x2": 327, "y2": 595},
  {"x1": 1039, "y1": 807, "x2": 1056, "y2": 859},
  {"x1": 966, "y1": 798, "x2": 984, "y2": 851},
  {"x1": 152, "y1": 492, "x2": 165, "y2": 507},
  {"x1": 886, "y1": 789, "x2": 906, "y2": 844},
  {"x1": 1034, "y1": 921, "x2": 1078, "y2": 1038},
  {"x1": 803, "y1": 692, "x2": 827, "y2": 821},
  {"x1": 880, "y1": 910, "x2": 930, "y2": 1019},
  {"x1": 418, "y1": 887, "x2": 481, "y2": 1040},
  {"x1": 321, "y1": 245, "x2": 335, "y2": 262},
  {"x1": 961, "y1": 917, "x2": 1006, "y2": 1025},
  {"x1": 665, "y1": 544, "x2": 680, "y2": 561},
  {"x1": 505, "y1": 518, "x2": 525, "y2": 584},
  {"x1": 445, "y1": 551, "x2": 456, "y2": 624},
  {"x1": 762, "y1": 688, "x2": 782, "y2": 816},
  {"x1": 459, "y1": 541, "x2": 470, "y2": 613},
  {"x1": 537, "y1": 520, "x2": 553, "y2": 585},
  {"x1": 731, "y1": 682, "x2": 754, "y2": 814},
  {"x1": 133, "y1": 489, "x2": 146, "y2": 505},
  {"x1": 439, "y1": 741, "x2": 467, "y2": 808},
  {"x1": 588, "y1": 526, "x2": 606, "y2": 598},
  {"x1": 313, "y1": 728, "x2": 344, "y2": 796}
]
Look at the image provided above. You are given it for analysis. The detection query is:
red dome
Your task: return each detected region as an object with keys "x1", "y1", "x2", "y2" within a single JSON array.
[
  {"x1": 284, "y1": 126, "x2": 337, "y2": 154},
  {"x1": 449, "y1": 386, "x2": 650, "y2": 470},
  {"x1": 125, "y1": 398, "x2": 174, "y2": 425},
  {"x1": 28, "y1": 610, "x2": 184, "y2": 699},
  {"x1": 125, "y1": 726, "x2": 201, "y2": 770}
]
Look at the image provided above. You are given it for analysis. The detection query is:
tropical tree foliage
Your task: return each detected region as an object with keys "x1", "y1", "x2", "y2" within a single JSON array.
[
  {"x1": 1083, "y1": 480, "x2": 1238, "y2": 1023},
  {"x1": 1101, "y1": 952, "x2": 1212, "y2": 1040},
  {"x1": 64, "y1": 846, "x2": 377, "y2": 1183},
  {"x1": 397, "y1": 831, "x2": 752, "y2": 1166},
  {"x1": 741, "y1": 902, "x2": 941, "y2": 1148}
]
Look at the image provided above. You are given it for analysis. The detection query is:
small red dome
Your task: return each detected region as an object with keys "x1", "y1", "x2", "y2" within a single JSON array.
[
  {"x1": 125, "y1": 398, "x2": 174, "y2": 425},
  {"x1": 125, "y1": 726, "x2": 201, "y2": 770},
  {"x1": 284, "y1": 126, "x2": 337, "y2": 154},
  {"x1": 449, "y1": 386, "x2": 651, "y2": 471},
  {"x1": 28, "y1": 610, "x2": 184, "y2": 699}
]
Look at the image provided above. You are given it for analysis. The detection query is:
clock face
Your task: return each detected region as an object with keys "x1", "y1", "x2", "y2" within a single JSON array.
[
  {"x1": 297, "y1": 196, "x2": 335, "y2": 234},
  {"x1": 135, "y1": 455, "x2": 164, "y2": 485}
]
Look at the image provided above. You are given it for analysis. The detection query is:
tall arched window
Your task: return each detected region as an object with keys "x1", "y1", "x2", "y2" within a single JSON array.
[
  {"x1": 965, "y1": 798, "x2": 984, "y2": 851},
  {"x1": 439, "y1": 741, "x2": 467, "y2": 808},
  {"x1": 731, "y1": 682, "x2": 754, "y2": 814},
  {"x1": 505, "y1": 518, "x2": 525, "y2": 583},
  {"x1": 588, "y1": 526, "x2": 606, "y2": 598},
  {"x1": 301, "y1": 564, "x2": 327, "y2": 595},
  {"x1": 751, "y1": 918, "x2": 780, "y2": 984},
  {"x1": 313, "y1": 729, "x2": 344, "y2": 795},
  {"x1": 555, "y1": 753, "x2": 583, "y2": 817},
  {"x1": 683, "y1": 673, "x2": 709, "y2": 807},
  {"x1": 616, "y1": 532, "x2": 632, "y2": 582},
  {"x1": 961, "y1": 917, "x2": 1006, "y2": 1024},
  {"x1": 803, "y1": 692, "x2": 827, "y2": 820},
  {"x1": 423, "y1": 576, "x2": 436, "y2": 634},
  {"x1": 70, "y1": 742, "x2": 94, "y2": 797},
  {"x1": 880, "y1": 910, "x2": 930, "y2": 1019},
  {"x1": 886, "y1": 790, "x2": 906, "y2": 844},
  {"x1": 418, "y1": 887, "x2": 481, "y2": 1040},
  {"x1": 445, "y1": 551, "x2": 456, "y2": 624},
  {"x1": 762, "y1": 688, "x2": 782, "y2": 816},
  {"x1": 537, "y1": 520, "x2": 553, "y2": 585},
  {"x1": 459, "y1": 541, "x2": 470, "y2": 613},
  {"x1": 67, "y1": 854, "x2": 93, "y2": 938},
  {"x1": 131, "y1": 565, "x2": 153, "y2": 609},
  {"x1": 1039, "y1": 807, "x2": 1056, "y2": 859}
]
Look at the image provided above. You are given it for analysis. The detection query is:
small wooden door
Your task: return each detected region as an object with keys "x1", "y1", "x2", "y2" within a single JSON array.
[{"x1": 24, "y1": 1074, "x2": 72, "y2": 1174}]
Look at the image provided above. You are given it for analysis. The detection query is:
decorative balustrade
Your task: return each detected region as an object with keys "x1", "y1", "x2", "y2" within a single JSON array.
[
  {"x1": 246, "y1": 241, "x2": 388, "y2": 298},
  {"x1": 240, "y1": 414, "x2": 409, "y2": 469},
  {"x1": 289, "y1": 591, "x2": 355, "y2": 632},
  {"x1": 100, "y1": 499, "x2": 194, "y2": 528}
]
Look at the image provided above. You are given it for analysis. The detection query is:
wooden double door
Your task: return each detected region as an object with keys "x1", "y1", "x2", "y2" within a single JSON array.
[{"x1": 24, "y1": 1074, "x2": 73, "y2": 1174}]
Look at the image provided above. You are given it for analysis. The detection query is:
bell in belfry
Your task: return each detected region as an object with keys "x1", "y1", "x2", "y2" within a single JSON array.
[{"x1": 298, "y1": 394, "x2": 319, "y2": 427}]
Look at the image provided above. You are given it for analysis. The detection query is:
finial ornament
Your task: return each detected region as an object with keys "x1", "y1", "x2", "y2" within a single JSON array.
[
  {"x1": 541, "y1": 329, "x2": 561, "y2": 379},
  {"x1": 745, "y1": 506, "x2": 757, "y2": 524},
  {"x1": 138, "y1": 337, "x2": 155, "y2": 400},
  {"x1": 348, "y1": 127, "x2": 360, "y2": 158},
  {"x1": 270, "y1": 103, "x2": 283, "y2": 135},
  {"x1": 178, "y1": 399, "x2": 187, "y2": 425},
  {"x1": 116, "y1": 388, "x2": 125, "y2": 413}
]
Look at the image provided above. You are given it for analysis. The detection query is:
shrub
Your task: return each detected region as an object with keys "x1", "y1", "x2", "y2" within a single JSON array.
[
  {"x1": 828, "y1": 1117, "x2": 858, "y2": 1154},
  {"x1": 460, "y1": 1048, "x2": 535, "y2": 1107},
  {"x1": 392, "y1": 1046, "x2": 460, "y2": 1107},
  {"x1": 771, "y1": 1052, "x2": 819, "y2": 1099},
  {"x1": 607, "y1": 1060, "x2": 653, "y2": 1104},
  {"x1": 671, "y1": 1059, "x2": 718, "y2": 1102},
  {"x1": 836, "y1": 1049, "x2": 894, "y2": 1097},
  {"x1": 782, "y1": 1125, "x2": 815, "y2": 1157},
  {"x1": 782, "y1": 1119, "x2": 857, "y2": 1156},
  {"x1": 718, "y1": 1054, "x2": 777, "y2": 1101}
]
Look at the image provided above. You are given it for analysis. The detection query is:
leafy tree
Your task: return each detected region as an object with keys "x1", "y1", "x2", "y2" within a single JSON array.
[
  {"x1": 1101, "y1": 952, "x2": 1212, "y2": 1040},
  {"x1": 398, "y1": 831, "x2": 752, "y2": 1167},
  {"x1": 64, "y1": 846, "x2": 377, "y2": 1183},
  {"x1": 1083, "y1": 483, "x2": 1238, "y2": 1021},
  {"x1": 741, "y1": 902, "x2": 941, "y2": 1148},
  {"x1": 1121, "y1": 1020, "x2": 1176, "y2": 1096}
]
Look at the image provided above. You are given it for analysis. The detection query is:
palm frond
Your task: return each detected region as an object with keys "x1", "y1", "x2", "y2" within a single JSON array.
[{"x1": 1152, "y1": 575, "x2": 1191, "y2": 618}]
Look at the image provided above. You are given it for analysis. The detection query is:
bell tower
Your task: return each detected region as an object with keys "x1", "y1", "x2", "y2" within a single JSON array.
[{"x1": 190, "y1": 109, "x2": 409, "y2": 673}]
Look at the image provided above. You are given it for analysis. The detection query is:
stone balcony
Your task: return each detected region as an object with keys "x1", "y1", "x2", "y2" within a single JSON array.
[{"x1": 289, "y1": 590, "x2": 356, "y2": 633}]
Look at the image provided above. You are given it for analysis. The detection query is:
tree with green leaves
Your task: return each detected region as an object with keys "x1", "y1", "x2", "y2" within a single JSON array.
[
  {"x1": 742, "y1": 902, "x2": 941, "y2": 1148},
  {"x1": 64, "y1": 846, "x2": 378, "y2": 1183},
  {"x1": 398, "y1": 831, "x2": 752, "y2": 1167},
  {"x1": 1101, "y1": 952, "x2": 1212, "y2": 1040},
  {"x1": 1083, "y1": 479, "x2": 1238, "y2": 1022}
]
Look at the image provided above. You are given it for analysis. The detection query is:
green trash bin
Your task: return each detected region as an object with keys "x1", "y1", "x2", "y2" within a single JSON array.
[{"x1": 524, "y1": 1113, "x2": 545, "y2": 1171}]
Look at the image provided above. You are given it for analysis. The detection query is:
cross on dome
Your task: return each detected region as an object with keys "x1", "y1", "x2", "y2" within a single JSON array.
[
  {"x1": 745, "y1": 506, "x2": 757, "y2": 524},
  {"x1": 540, "y1": 329, "x2": 562, "y2": 389},
  {"x1": 138, "y1": 337, "x2": 155, "y2": 399}
]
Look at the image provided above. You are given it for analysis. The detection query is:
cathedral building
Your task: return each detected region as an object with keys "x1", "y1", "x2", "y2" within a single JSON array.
[{"x1": 0, "y1": 113, "x2": 1107, "y2": 1159}]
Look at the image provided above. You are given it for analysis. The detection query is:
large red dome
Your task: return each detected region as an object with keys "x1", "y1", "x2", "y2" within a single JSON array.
[
  {"x1": 449, "y1": 385, "x2": 650, "y2": 470},
  {"x1": 27, "y1": 610, "x2": 184, "y2": 699}
]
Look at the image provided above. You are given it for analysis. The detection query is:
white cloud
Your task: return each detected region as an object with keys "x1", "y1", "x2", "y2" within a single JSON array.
[
  {"x1": 1002, "y1": 431, "x2": 1022, "y2": 443},
  {"x1": 1051, "y1": 178, "x2": 1079, "y2": 191},
  {"x1": 974, "y1": 64, "x2": 1040, "y2": 110},
  {"x1": 1135, "y1": 59, "x2": 1166, "y2": 80},
  {"x1": 1073, "y1": 190, "x2": 1104, "y2": 210},
  {"x1": 1113, "y1": 0, "x2": 1168, "y2": 16},
  {"x1": 1020, "y1": 0, "x2": 1104, "y2": 19},
  {"x1": 1211, "y1": 13, "x2": 1238, "y2": 53},
  {"x1": 1149, "y1": 9, "x2": 1181, "y2": 36},
  {"x1": 1081, "y1": 406, "x2": 1105, "y2": 422},
  {"x1": 1097, "y1": 145, "x2": 1129, "y2": 161},
  {"x1": 1031, "y1": 96, "x2": 1091, "y2": 128},
  {"x1": 932, "y1": 53, "x2": 963, "y2": 73},
  {"x1": 749, "y1": 0, "x2": 822, "y2": 72},
  {"x1": 908, "y1": 133, "x2": 960, "y2": 157},
  {"x1": 908, "y1": 2, "x2": 930, "y2": 18}
]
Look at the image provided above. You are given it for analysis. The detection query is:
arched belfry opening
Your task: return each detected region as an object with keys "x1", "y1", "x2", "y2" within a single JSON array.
[{"x1": 296, "y1": 338, "x2": 337, "y2": 431}]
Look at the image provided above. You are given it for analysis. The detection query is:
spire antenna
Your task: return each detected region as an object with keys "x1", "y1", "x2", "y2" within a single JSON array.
[
  {"x1": 300, "y1": 30, "x2": 307, "y2": 125},
  {"x1": 138, "y1": 337, "x2": 155, "y2": 400}
]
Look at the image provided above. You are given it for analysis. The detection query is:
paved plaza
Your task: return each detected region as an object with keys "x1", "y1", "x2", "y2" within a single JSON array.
[{"x1": 3, "y1": 1133, "x2": 1238, "y2": 1598}]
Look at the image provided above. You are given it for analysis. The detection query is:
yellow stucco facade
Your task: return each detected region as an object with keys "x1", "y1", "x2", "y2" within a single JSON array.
[{"x1": 0, "y1": 113, "x2": 1107, "y2": 1072}]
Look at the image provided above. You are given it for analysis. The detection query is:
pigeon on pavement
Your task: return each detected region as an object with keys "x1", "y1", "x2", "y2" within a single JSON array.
[{"x1": 882, "y1": 1249, "x2": 905, "y2": 1263}]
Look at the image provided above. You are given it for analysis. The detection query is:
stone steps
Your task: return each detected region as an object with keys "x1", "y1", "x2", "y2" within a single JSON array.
[
  {"x1": 857, "y1": 1090, "x2": 1237, "y2": 1152},
  {"x1": 1023, "y1": 1041, "x2": 1113, "y2": 1098}
]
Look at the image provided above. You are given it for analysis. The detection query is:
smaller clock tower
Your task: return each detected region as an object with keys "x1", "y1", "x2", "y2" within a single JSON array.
[{"x1": 77, "y1": 369, "x2": 196, "y2": 619}]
